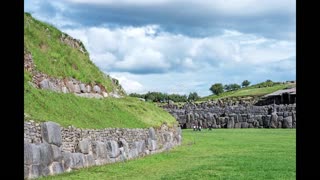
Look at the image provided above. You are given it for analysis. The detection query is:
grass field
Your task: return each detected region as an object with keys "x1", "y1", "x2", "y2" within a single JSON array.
[{"x1": 39, "y1": 129, "x2": 296, "y2": 180}]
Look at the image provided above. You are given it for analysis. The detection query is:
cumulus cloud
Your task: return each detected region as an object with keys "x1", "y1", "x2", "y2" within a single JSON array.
[
  {"x1": 63, "y1": 26, "x2": 295, "y2": 75},
  {"x1": 24, "y1": 0, "x2": 296, "y2": 96}
]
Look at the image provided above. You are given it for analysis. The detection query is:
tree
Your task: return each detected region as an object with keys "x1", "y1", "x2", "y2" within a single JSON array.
[
  {"x1": 188, "y1": 92, "x2": 200, "y2": 101},
  {"x1": 210, "y1": 83, "x2": 224, "y2": 95},
  {"x1": 229, "y1": 83, "x2": 241, "y2": 91},
  {"x1": 241, "y1": 80, "x2": 250, "y2": 87},
  {"x1": 224, "y1": 84, "x2": 231, "y2": 91}
]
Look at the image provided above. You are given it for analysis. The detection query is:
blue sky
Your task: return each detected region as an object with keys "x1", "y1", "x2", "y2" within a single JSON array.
[{"x1": 25, "y1": 0, "x2": 296, "y2": 96}]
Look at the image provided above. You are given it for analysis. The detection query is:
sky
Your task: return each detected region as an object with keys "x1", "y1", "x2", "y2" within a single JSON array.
[{"x1": 24, "y1": 0, "x2": 296, "y2": 96}]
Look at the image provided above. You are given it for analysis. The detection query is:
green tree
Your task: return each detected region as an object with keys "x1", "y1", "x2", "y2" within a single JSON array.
[
  {"x1": 224, "y1": 84, "x2": 231, "y2": 91},
  {"x1": 210, "y1": 83, "x2": 224, "y2": 95},
  {"x1": 241, "y1": 80, "x2": 251, "y2": 87},
  {"x1": 188, "y1": 92, "x2": 200, "y2": 101},
  {"x1": 230, "y1": 83, "x2": 241, "y2": 91}
]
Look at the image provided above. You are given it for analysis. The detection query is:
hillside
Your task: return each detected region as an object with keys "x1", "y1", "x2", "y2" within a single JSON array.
[
  {"x1": 24, "y1": 13, "x2": 176, "y2": 128},
  {"x1": 199, "y1": 82, "x2": 295, "y2": 102}
]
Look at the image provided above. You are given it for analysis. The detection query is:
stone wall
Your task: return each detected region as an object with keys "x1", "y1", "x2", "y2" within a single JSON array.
[
  {"x1": 24, "y1": 121, "x2": 182, "y2": 179},
  {"x1": 161, "y1": 102, "x2": 296, "y2": 129}
]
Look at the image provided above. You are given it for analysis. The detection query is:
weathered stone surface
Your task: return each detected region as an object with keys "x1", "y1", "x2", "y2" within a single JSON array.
[
  {"x1": 41, "y1": 122, "x2": 62, "y2": 146},
  {"x1": 84, "y1": 154, "x2": 95, "y2": 167},
  {"x1": 93, "y1": 85, "x2": 101, "y2": 93},
  {"x1": 24, "y1": 142, "x2": 40, "y2": 165},
  {"x1": 71, "y1": 153, "x2": 85, "y2": 169},
  {"x1": 74, "y1": 84, "x2": 81, "y2": 93},
  {"x1": 86, "y1": 85, "x2": 91, "y2": 93},
  {"x1": 149, "y1": 127, "x2": 156, "y2": 140},
  {"x1": 29, "y1": 165, "x2": 40, "y2": 179},
  {"x1": 227, "y1": 118, "x2": 234, "y2": 128},
  {"x1": 24, "y1": 121, "x2": 181, "y2": 179},
  {"x1": 62, "y1": 152, "x2": 73, "y2": 171},
  {"x1": 66, "y1": 81, "x2": 75, "y2": 92},
  {"x1": 135, "y1": 140, "x2": 146, "y2": 154},
  {"x1": 39, "y1": 79, "x2": 50, "y2": 89},
  {"x1": 92, "y1": 141, "x2": 108, "y2": 159},
  {"x1": 79, "y1": 84, "x2": 86, "y2": 93},
  {"x1": 283, "y1": 116, "x2": 293, "y2": 128},
  {"x1": 24, "y1": 165, "x2": 30, "y2": 179},
  {"x1": 77, "y1": 138, "x2": 90, "y2": 154},
  {"x1": 128, "y1": 148, "x2": 139, "y2": 159},
  {"x1": 49, "y1": 162, "x2": 64, "y2": 175},
  {"x1": 61, "y1": 86, "x2": 69, "y2": 93},
  {"x1": 270, "y1": 113, "x2": 278, "y2": 128},
  {"x1": 106, "y1": 140, "x2": 120, "y2": 158},
  {"x1": 39, "y1": 143, "x2": 54, "y2": 166},
  {"x1": 241, "y1": 122, "x2": 248, "y2": 128},
  {"x1": 51, "y1": 145, "x2": 63, "y2": 162}
]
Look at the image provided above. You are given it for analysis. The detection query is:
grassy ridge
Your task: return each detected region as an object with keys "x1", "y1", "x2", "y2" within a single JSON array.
[
  {"x1": 39, "y1": 129, "x2": 295, "y2": 179},
  {"x1": 200, "y1": 84, "x2": 293, "y2": 101},
  {"x1": 24, "y1": 80, "x2": 176, "y2": 129},
  {"x1": 24, "y1": 13, "x2": 121, "y2": 93}
]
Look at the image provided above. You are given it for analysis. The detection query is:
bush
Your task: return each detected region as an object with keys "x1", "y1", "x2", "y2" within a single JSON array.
[{"x1": 242, "y1": 80, "x2": 251, "y2": 87}]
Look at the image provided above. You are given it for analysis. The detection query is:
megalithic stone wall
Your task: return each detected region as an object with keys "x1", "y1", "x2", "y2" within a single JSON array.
[
  {"x1": 161, "y1": 103, "x2": 296, "y2": 129},
  {"x1": 24, "y1": 121, "x2": 182, "y2": 179}
]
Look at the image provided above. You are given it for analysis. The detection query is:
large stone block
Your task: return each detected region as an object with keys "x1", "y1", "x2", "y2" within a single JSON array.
[
  {"x1": 93, "y1": 85, "x2": 101, "y2": 93},
  {"x1": 29, "y1": 165, "x2": 40, "y2": 179},
  {"x1": 92, "y1": 141, "x2": 108, "y2": 159},
  {"x1": 51, "y1": 145, "x2": 63, "y2": 162},
  {"x1": 149, "y1": 127, "x2": 157, "y2": 140},
  {"x1": 135, "y1": 140, "x2": 146, "y2": 154},
  {"x1": 41, "y1": 121, "x2": 62, "y2": 146},
  {"x1": 24, "y1": 142, "x2": 40, "y2": 165},
  {"x1": 39, "y1": 143, "x2": 54, "y2": 166},
  {"x1": 241, "y1": 122, "x2": 248, "y2": 128},
  {"x1": 128, "y1": 148, "x2": 139, "y2": 159},
  {"x1": 49, "y1": 162, "x2": 64, "y2": 175},
  {"x1": 84, "y1": 154, "x2": 96, "y2": 167},
  {"x1": 77, "y1": 138, "x2": 90, "y2": 154},
  {"x1": 106, "y1": 140, "x2": 120, "y2": 158},
  {"x1": 24, "y1": 165, "x2": 30, "y2": 179},
  {"x1": 227, "y1": 118, "x2": 234, "y2": 128},
  {"x1": 270, "y1": 113, "x2": 278, "y2": 128},
  {"x1": 283, "y1": 116, "x2": 293, "y2": 128},
  {"x1": 62, "y1": 152, "x2": 73, "y2": 171},
  {"x1": 71, "y1": 153, "x2": 85, "y2": 169},
  {"x1": 74, "y1": 84, "x2": 81, "y2": 93},
  {"x1": 39, "y1": 79, "x2": 50, "y2": 89},
  {"x1": 79, "y1": 83, "x2": 86, "y2": 93}
]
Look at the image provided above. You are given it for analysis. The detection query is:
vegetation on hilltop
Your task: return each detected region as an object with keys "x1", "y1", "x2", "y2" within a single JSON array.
[{"x1": 24, "y1": 13, "x2": 124, "y2": 94}]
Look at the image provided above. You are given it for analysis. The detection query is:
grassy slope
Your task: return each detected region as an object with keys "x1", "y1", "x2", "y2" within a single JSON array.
[
  {"x1": 39, "y1": 129, "x2": 295, "y2": 180},
  {"x1": 200, "y1": 84, "x2": 293, "y2": 101},
  {"x1": 24, "y1": 13, "x2": 120, "y2": 93},
  {"x1": 24, "y1": 13, "x2": 176, "y2": 128},
  {"x1": 24, "y1": 78, "x2": 176, "y2": 129}
]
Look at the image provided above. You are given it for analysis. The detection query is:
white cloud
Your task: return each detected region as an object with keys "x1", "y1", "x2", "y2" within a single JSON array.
[
  {"x1": 63, "y1": 26, "x2": 295, "y2": 75},
  {"x1": 109, "y1": 74, "x2": 144, "y2": 94}
]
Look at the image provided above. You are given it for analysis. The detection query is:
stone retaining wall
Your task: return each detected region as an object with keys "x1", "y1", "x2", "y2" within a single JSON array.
[
  {"x1": 24, "y1": 121, "x2": 182, "y2": 179},
  {"x1": 161, "y1": 103, "x2": 296, "y2": 129}
]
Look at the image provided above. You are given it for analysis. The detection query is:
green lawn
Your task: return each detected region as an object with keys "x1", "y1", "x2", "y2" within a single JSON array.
[{"x1": 39, "y1": 129, "x2": 296, "y2": 180}]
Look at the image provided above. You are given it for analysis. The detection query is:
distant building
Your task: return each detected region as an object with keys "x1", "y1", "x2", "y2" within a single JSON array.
[{"x1": 255, "y1": 87, "x2": 296, "y2": 105}]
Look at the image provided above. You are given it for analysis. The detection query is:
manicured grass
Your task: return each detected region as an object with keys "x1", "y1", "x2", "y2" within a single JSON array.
[
  {"x1": 24, "y1": 80, "x2": 176, "y2": 129},
  {"x1": 39, "y1": 129, "x2": 296, "y2": 180},
  {"x1": 24, "y1": 13, "x2": 122, "y2": 94},
  {"x1": 200, "y1": 84, "x2": 293, "y2": 101}
]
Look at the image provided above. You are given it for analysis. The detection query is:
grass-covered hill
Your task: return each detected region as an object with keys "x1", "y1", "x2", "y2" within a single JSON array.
[
  {"x1": 199, "y1": 82, "x2": 295, "y2": 102},
  {"x1": 24, "y1": 13, "x2": 176, "y2": 129}
]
